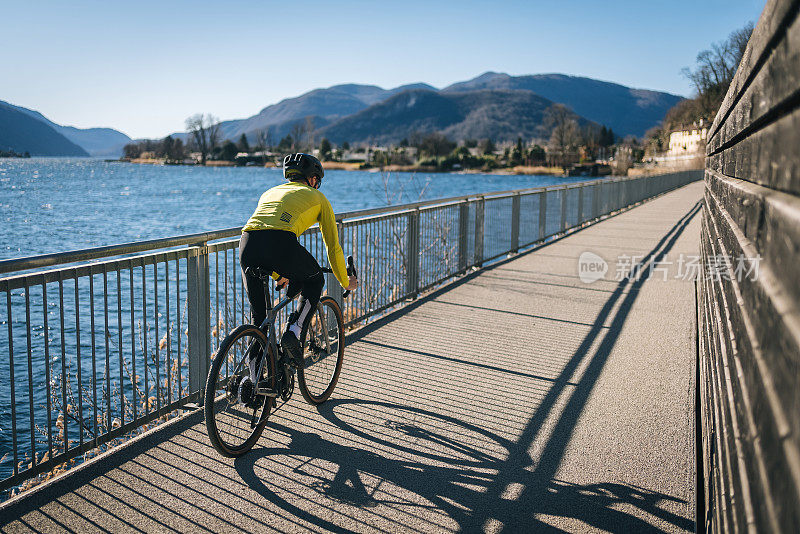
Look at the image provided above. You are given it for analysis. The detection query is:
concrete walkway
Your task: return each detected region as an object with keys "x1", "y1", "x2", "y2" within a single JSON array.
[{"x1": 0, "y1": 181, "x2": 704, "y2": 533}]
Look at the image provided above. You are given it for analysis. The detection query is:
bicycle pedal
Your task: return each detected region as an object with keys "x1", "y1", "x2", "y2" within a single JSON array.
[{"x1": 257, "y1": 381, "x2": 278, "y2": 397}]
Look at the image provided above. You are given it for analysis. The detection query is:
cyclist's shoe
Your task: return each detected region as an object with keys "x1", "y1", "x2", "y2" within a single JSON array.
[
  {"x1": 246, "y1": 344, "x2": 263, "y2": 383},
  {"x1": 281, "y1": 330, "x2": 303, "y2": 368}
]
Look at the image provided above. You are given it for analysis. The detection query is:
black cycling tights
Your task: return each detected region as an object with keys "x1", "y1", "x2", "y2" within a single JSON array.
[{"x1": 239, "y1": 230, "x2": 324, "y2": 334}]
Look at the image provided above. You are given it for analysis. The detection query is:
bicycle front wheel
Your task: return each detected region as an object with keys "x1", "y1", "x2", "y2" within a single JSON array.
[
  {"x1": 298, "y1": 296, "x2": 345, "y2": 405},
  {"x1": 204, "y1": 324, "x2": 276, "y2": 457}
]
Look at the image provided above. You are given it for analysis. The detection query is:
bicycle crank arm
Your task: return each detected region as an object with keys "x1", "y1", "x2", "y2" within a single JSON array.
[{"x1": 257, "y1": 384, "x2": 279, "y2": 397}]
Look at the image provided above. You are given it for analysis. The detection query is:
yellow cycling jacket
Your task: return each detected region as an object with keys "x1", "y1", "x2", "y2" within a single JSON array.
[{"x1": 243, "y1": 182, "x2": 349, "y2": 288}]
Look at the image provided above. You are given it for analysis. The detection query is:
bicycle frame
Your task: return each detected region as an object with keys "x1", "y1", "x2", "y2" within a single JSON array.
[
  {"x1": 252, "y1": 283, "x2": 292, "y2": 396},
  {"x1": 234, "y1": 257, "x2": 354, "y2": 398},
  {"x1": 249, "y1": 282, "x2": 333, "y2": 397}
]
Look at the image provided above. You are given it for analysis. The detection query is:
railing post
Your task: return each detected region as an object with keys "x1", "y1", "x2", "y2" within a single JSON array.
[
  {"x1": 458, "y1": 202, "x2": 469, "y2": 272},
  {"x1": 510, "y1": 193, "x2": 520, "y2": 253},
  {"x1": 592, "y1": 182, "x2": 600, "y2": 220},
  {"x1": 405, "y1": 209, "x2": 420, "y2": 298},
  {"x1": 326, "y1": 269, "x2": 343, "y2": 304},
  {"x1": 187, "y1": 242, "x2": 211, "y2": 403},
  {"x1": 577, "y1": 186, "x2": 584, "y2": 225},
  {"x1": 560, "y1": 188, "x2": 567, "y2": 232},
  {"x1": 474, "y1": 196, "x2": 485, "y2": 267},
  {"x1": 327, "y1": 221, "x2": 344, "y2": 306},
  {"x1": 601, "y1": 182, "x2": 607, "y2": 214},
  {"x1": 538, "y1": 191, "x2": 547, "y2": 240},
  {"x1": 621, "y1": 179, "x2": 627, "y2": 207}
]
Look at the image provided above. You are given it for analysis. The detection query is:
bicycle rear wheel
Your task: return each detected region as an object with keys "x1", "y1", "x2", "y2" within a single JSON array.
[
  {"x1": 204, "y1": 324, "x2": 276, "y2": 457},
  {"x1": 297, "y1": 296, "x2": 344, "y2": 405}
]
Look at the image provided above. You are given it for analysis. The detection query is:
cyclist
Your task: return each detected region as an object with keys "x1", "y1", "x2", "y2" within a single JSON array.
[{"x1": 239, "y1": 153, "x2": 357, "y2": 387}]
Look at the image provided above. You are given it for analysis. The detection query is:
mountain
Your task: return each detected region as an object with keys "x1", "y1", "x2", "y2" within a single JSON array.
[
  {"x1": 0, "y1": 100, "x2": 131, "y2": 157},
  {"x1": 317, "y1": 89, "x2": 594, "y2": 144},
  {"x1": 0, "y1": 102, "x2": 89, "y2": 156},
  {"x1": 164, "y1": 73, "x2": 680, "y2": 146},
  {"x1": 56, "y1": 126, "x2": 131, "y2": 158},
  {"x1": 215, "y1": 82, "x2": 438, "y2": 141},
  {"x1": 443, "y1": 72, "x2": 683, "y2": 138}
]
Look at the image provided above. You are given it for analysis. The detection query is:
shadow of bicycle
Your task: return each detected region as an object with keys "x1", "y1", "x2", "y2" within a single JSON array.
[{"x1": 235, "y1": 399, "x2": 690, "y2": 532}]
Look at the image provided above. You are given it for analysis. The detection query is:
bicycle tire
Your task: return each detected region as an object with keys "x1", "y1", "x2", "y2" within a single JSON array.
[
  {"x1": 204, "y1": 324, "x2": 276, "y2": 457},
  {"x1": 297, "y1": 296, "x2": 345, "y2": 405}
]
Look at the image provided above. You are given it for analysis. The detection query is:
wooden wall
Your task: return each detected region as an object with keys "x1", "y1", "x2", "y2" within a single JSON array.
[{"x1": 700, "y1": 0, "x2": 800, "y2": 531}]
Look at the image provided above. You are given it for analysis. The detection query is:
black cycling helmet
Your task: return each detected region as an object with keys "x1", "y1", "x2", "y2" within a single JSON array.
[{"x1": 283, "y1": 153, "x2": 324, "y2": 187}]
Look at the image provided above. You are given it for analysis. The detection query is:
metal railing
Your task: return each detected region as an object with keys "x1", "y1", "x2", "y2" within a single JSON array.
[{"x1": 0, "y1": 170, "x2": 701, "y2": 494}]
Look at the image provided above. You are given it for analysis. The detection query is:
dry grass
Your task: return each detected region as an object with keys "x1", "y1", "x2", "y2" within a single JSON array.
[
  {"x1": 503, "y1": 165, "x2": 566, "y2": 176},
  {"x1": 205, "y1": 160, "x2": 235, "y2": 167},
  {"x1": 129, "y1": 158, "x2": 166, "y2": 164},
  {"x1": 319, "y1": 161, "x2": 362, "y2": 170}
]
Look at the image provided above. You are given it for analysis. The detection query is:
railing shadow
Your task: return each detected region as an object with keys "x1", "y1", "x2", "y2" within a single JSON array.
[
  {"x1": 234, "y1": 397, "x2": 693, "y2": 533},
  {"x1": 459, "y1": 200, "x2": 701, "y2": 531},
  {"x1": 236, "y1": 200, "x2": 701, "y2": 532},
  {"x1": 0, "y1": 408, "x2": 206, "y2": 527}
]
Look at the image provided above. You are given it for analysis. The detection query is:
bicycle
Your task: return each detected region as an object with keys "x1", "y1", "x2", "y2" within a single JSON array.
[{"x1": 204, "y1": 256, "x2": 357, "y2": 457}]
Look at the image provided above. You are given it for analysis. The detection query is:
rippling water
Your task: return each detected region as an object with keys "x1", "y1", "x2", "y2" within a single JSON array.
[{"x1": 0, "y1": 158, "x2": 585, "y2": 260}]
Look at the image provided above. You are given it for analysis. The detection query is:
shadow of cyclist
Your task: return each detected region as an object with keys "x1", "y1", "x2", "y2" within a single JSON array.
[{"x1": 234, "y1": 399, "x2": 691, "y2": 532}]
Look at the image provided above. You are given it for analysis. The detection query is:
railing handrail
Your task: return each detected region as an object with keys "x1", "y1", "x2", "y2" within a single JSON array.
[
  {"x1": 0, "y1": 176, "x2": 620, "y2": 275},
  {"x1": 334, "y1": 176, "x2": 606, "y2": 220}
]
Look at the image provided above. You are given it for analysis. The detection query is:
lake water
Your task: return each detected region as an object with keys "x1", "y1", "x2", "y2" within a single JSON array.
[{"x1": 0, "y1": 158, "x2": 587, "y2": 261}]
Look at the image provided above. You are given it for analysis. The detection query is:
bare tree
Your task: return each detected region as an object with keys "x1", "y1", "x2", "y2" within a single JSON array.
[
  {"x1": 304, "y1": 116, "x2": 316, "y2": 151},
  {"x1": 545, "y1": 104, "x2": 580, "y2": 170},
  {"x1": 208, "y1": 120, "x2": 221, "y2": 154},
  {"x1": 256, "y1": 128, "x2": 273, "y2": 152},
  {"x1": 185, "y1": 113, "x2": 220, "y2": 165},
  {"x1": 288, "y1": 116, "x2": 316, "y2": 152},
  {"x1": 580, "y1": 124, "x2": 601, "y2": 161},
  {"x1": 418, "y1": 132, "x2": 456, "y2": 158},
  {"x1": 681, "y1": 22, "x2": 754, "y2": 117}
]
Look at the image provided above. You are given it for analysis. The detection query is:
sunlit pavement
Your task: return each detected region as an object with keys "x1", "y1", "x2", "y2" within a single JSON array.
[{"x1": 0, "y1": 181, "x2": 703, "y2": 533}]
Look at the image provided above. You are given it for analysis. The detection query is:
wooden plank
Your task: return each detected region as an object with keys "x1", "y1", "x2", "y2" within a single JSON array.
[
  {"x1": 707, "y1": 107, "x2": 800, "y2": 195},
  {"x1": 701, "y1": 159, "x2": 800, "y2": 530},
  {"x1": 706, "y1": 169, "x2": 800, "y2": 307},
  {"x1": 708, "y1": 10, "x2": 800, "y2": 154},
  {"x1": 704, "y1": 187, "x2": 800, "y2": 502},
  {"x1": 703, "y1": 205, "x2": 791, "y2": 532},
  {"x1": 710, "y1": 0, "x2": 800, "y2": 140},
  {"x1": 704, "y1": 212, "x2": 761, "y2": 531},
  {"x1": 703, "y1": 213, "x2": 794, "y2": 531}
]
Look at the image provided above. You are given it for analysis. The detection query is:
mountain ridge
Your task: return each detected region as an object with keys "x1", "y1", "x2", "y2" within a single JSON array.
[
  {"x1": 0, "y1": 72, "x2": 682, "y2": 156},
  {"x1": 1, "y1": 100, "x2": 131, "y2": 157},
  {"x1": 318, "y1": 88, "x2": 595, "y2": 144},
  {"x1": 0, "y1": 102, "x2": 89, "y2": 157},
  {"x1": 442, "y1": 72, "x2": 683, "y2": 137},
  {"x1": 213, "y1": 73, "x2": 680, "y2": 145},
  {"x1": 217, "y1": 81, "x2": 438, "y2": 141}
]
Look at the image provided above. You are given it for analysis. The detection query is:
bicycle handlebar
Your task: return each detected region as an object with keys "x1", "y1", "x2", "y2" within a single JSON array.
[
  {"x1": 343, "y1": 256, "x2": 357, "y2": 298},
  {"x1": 317, "y1": 255, "x2": 358, "y2": 298}
]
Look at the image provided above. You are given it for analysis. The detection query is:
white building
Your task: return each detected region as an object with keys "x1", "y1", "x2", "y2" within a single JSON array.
[{"x1": 667, "y1": 119, "x2": 708, "y2": 156}]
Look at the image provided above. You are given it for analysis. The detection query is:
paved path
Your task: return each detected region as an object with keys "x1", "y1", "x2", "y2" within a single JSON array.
[{"x1": 0, "y1": 182, "x2": 704, "y2": 533}]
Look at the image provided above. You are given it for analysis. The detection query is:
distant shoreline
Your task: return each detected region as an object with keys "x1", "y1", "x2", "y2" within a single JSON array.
[{"x1": 120, "y1": 158, "x2": 569, "y2": 176}]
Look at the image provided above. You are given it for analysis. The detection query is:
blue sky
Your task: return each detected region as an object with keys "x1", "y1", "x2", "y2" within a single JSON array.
[{"x1": 1, "y1": 0, "x2": 764, "y2": 139}]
